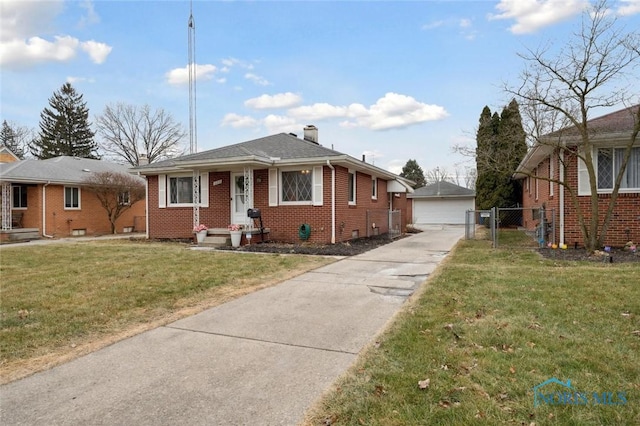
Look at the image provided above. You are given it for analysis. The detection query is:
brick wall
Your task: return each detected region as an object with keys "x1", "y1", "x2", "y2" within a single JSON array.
[
  {"x1": 16, "y1": 183, "x2": 145, "y2": 237},
  {"x1": 522, "y1": 151, "x2": 640, "y2": 247},
  {"x1": 147, "y1": 166, "x2": 411, "y2": 244}
]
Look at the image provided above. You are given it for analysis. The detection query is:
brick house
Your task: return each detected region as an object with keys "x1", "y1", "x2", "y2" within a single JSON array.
[
  {"x1": 135, "y1": 126, "x2": 414, "y2": 244},
  {"x1": 0, "y1": 156, "x2": 146, "y2": 242},
  {"x1": 514, "y1": 105, "x2": 639, "y2": 247}
]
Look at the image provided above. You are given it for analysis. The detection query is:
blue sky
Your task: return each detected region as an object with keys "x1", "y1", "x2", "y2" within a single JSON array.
[{"x1": 1, "y1": 0, "x2": 639, "y2": 179}]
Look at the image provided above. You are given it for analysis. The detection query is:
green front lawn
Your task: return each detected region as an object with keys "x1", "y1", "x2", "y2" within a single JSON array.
[
  {"x1": 305, "y1": 239, "x2": 640, "y2": 425},
  {"x1": 0, "y1": 240, "x2": 334, "y2": 383}
]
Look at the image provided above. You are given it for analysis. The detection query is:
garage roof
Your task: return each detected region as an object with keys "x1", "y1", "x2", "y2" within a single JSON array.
[{"x1": 408, "y1": 181, "x2": 475, "y2": 198}]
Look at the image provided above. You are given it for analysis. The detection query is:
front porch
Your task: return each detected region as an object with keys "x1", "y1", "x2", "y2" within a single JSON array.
[
  {"x1": 198, "y1": 227, "x2": 270, "y2": 247},
  {"x1": 1, "y1": 228, "x2": 40, "y2": 244}
]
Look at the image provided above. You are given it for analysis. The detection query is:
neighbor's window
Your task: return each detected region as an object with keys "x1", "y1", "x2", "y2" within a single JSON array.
[
  {"x1": 372, "y1": 177, "x2": 377, "y2": 200},
  {"x1": 118, "y1": 191, "x2": 130, "y2": 206},
  {"x1": 12, "y1": 185, "x2": 27, "y2": 209},
  {"x1": 169, "y1": 176, "x2": 194, "y2": 204},
  {"x1": 597, "y1": 147, "x2": 640, "y2": 191},
  {"x1": 281, "y1": 170, "x2": 312, "y2": 202},
  {"x1": 348, "y1": 170, "x2": 356, "y2": 205},
  {"x1": 64, "y1": 187, "x2": 80, "y2": 209}
]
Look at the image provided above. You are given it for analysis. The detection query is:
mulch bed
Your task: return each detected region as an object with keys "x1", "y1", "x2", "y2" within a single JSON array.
[
  {"x1": 538, "y1": 247, "x2": 640, "y2": 263},
  {"x1": 216, "y1": 234, "x2": 404, "y2": 256}
]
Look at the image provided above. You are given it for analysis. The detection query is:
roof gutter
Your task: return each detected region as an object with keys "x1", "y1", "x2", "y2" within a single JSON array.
[{"x1": 326, "y1": 160, "x2": 336, "y2": 244}]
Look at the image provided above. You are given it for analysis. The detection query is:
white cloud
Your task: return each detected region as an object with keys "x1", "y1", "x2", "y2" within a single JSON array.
[
  {"x1": 245, "y1": 92, "x2": 302, "y2": 109},
  {"x1": 0, "y1": 35, "x2": 79, "y2": 67},
  {"x1": 245, "y1": 72, "x2": 270, "y2": 86},
  {"x1": 421, "y1": 20, "x2": 444, "y2": 30},
  {"x1": 488, "y1": 0, "x2": 589, "y2": 34},
  {"x1": 263, "y1": 114, "x2": 299, "y2": 134},
  {"x1": 67, "y1": 76, "x2": 95, "y2": 84},
  {"x1": 0, "y1": 0, "x2": 111, "y2": 68},
  {"x1": 78, "y1": 0, "x2": 100, "y2": 28},
  {"x1": 459, "y1": 18, "x2": 472, "y2": 28},
  {"x1": 166, "y1": 64, "x2": 217, "y2": 85},
  {"x1": 221, "y1": 113, "x2": 260, "y2": 129},
  {"x1": 0, "y1": 0, "x2": 63, "y2": 41},
  {"x1": 80, "y1": 40, "x2": 111, "y2": 64},
  {"x1": 290, "y1": 93, "x2": 447, "y2": 131},
  {"x1": 617, "y1": 0, "x2": 640, "y2": 16},
  {"x1": 386, "y1": 159, "x2": 406, "y2": 175}
]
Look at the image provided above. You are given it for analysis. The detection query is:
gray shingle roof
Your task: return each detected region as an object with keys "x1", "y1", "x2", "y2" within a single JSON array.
[
  {"x1": 136, "y1": 133, "x2": 344, "y2": 170},
  {"x1": 0, "y1": 156, "x2": 140, "y2": 185},
  {"x1": 409, "y1": 181, "x2": 475, "y2": 198}
]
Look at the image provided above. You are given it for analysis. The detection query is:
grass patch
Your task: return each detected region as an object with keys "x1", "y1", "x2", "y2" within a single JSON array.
[
  {"x1": 305, "y1": 239, "x2": 640, "y2": 425},
  {"x1": 0, "y1": 240, "x2": 334, "y2": 383}
]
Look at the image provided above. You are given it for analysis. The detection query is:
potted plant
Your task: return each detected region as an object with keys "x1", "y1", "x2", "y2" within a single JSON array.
[
  {"x1": 194, "y1": 224, "x2": 208, "y2": 243},
  {"x1": 228, "y1": 224, "x2": 243, "y2": 247}
]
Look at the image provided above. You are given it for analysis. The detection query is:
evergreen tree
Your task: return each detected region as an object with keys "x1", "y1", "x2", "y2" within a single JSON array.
[
  {"x1": 475, "y1": 107, "x2": 498, "y2": 209},
  {"x1": 475, "y1": 100, "x2": 527, "y2": 210},
  {"x1": 498, "y1": 99, "x2": 528, "y2": 207},
  {"x1": 1, "y1": 120, "x2": 26, "y2": 159},
  {"x1": 399, "y1": 159, "x2": 426, "y2": 188},
  {"x1": 30, "y1": 83, "x2": 99, "y2": 159}
]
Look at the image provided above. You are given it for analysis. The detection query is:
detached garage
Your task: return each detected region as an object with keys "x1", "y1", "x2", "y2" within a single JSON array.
[{"x1": 409, "y1": 181, "x2": 475, "y2": 225}]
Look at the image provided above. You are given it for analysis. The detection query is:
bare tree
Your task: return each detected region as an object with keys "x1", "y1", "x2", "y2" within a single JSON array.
[
  {"x1": 463, "y1": 166, "x2": 477, "y2": 190},
  {"x1": 95, "y1": 103, "x2": 187, "y2": 166},
  {"x1": 1, "y1": 120, "x2": 35, "y2": 159},
  {"x1": 425, "y1": 167, "x2": 452, "y2": 185},
  {"x1": 506, "y1": 0, "x2": 640, "y2": 252},
  {"x1": 83, "y1": 171, "x2": 145, "y2": 234}
]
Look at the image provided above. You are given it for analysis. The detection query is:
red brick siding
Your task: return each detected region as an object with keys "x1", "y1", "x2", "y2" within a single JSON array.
[
  {"x1": 15, "y1": 183, "x2": 145, "y2": 237},
  {"x1": 148, "y1": 167, "x2": 410, "y2": 244},
  {"x1": 522, "y1": 151, "x2": 640, "y2": 246}
]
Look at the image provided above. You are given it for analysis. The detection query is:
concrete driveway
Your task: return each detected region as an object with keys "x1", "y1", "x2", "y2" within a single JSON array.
[{"x1": 0, "y1": 226, "x2": 464, "y2": 425}]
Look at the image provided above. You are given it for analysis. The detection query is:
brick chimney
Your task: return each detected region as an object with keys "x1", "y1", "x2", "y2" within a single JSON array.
[
  {"x1": 303, "y1": 125, "x2": 318, "y2": 144},
  {"x1": 138, "y1": 153, "x2": 149, "y2": 166}
]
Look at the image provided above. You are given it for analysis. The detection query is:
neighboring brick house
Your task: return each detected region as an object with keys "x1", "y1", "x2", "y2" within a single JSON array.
[
  {"x1": 514, "y1": 105, "x2": 639, "y2": 247},
  {"x1": 0, "y1": 156, "x2": 146, "y2": 242},
  {"x1": 135, "y1": 126, "x2": 414, "y2": 244}
]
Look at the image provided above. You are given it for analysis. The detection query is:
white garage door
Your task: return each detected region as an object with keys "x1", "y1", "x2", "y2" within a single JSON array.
[{"x1": 413, "y1": 198, "x2": 474, "y2": 224}]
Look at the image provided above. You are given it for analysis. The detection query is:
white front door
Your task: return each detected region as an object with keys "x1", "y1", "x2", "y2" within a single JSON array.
[{"x1": 231, "y1": 173, "x2": 248, "y2": 225}]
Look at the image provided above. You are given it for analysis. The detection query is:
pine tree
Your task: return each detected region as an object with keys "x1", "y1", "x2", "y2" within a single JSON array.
[
  {"x1": 30, "y1": 83, "x2": 99, "y2": 159},
  {"x1": 1, "y1": 120, "x2": 26, "y2": 159},
  {"x1": 475, "y1": 107, "x2": 498, "y2": 209},
  {"x1": 498, "y1": 99, "x2": 528, "y2": 207},
  {"x1": 475, "y1": 101, "x2": 527, "y2": 210},
  {"x1": 400, "y1": 159, "x2": 426, "y2": 188}
]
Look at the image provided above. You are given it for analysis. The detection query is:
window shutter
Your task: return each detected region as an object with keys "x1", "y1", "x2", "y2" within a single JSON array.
[
  {"x1": 577, "y1": 149, "x2": 591, "y2": 196},
  {"x1": 158, "y1": 174, "x2": 166, "y2": 208},
  {"x1": 312, "y1": 166, "x2": 323, "y2": 206},
  {"x1": 268, "y1": 168, "x2": 278, "y2": 206},
  {"x1": 200, "y1": 172, "x2": 209, "y2": 207}
]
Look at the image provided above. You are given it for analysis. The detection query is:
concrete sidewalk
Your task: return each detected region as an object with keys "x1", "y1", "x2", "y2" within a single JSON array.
[{"x1": 0, "y1": 226, "x2": 464, "y2": 426}]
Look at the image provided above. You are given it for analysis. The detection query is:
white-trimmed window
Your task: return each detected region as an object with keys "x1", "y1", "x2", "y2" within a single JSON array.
[
  {"x1": 371, "y1": 177, "x2": 377, "y2": 200},
  {"x1": 169, "y1": 176, "x2": 194, "y2": 205},
  {"x1": 597, "y1": 147, "x2": 640, "y2": 191},
  {"x1": 158, "y1": 173, "x2": 209, "y2": 208},
  {"x1": 348, "y1": 170, "x2": 356, "y2": 205},
  {"x1": 118, "y1": 191, "x2": 130, "y2": 206},
  {"x1": 12, "y1": 185, "x2": 27, "y2": 209},
  {"x1": 64, "y1": 186, "x2": 80, "y2": 209},
  {"x1": 281, "y1": 170, "x2": 312, "y2": 203},
  {"x1": 270, "y1": 167, "x2": 322, "y2": 206}
]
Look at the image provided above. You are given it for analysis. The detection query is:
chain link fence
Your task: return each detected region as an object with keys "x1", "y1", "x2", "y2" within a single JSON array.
[
  {"x1": 366, "y1": 209, "x2": 402, "y2": 239},
  {"x1": 465, "y1": 207, "x2": 555, "y2": 249}
]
